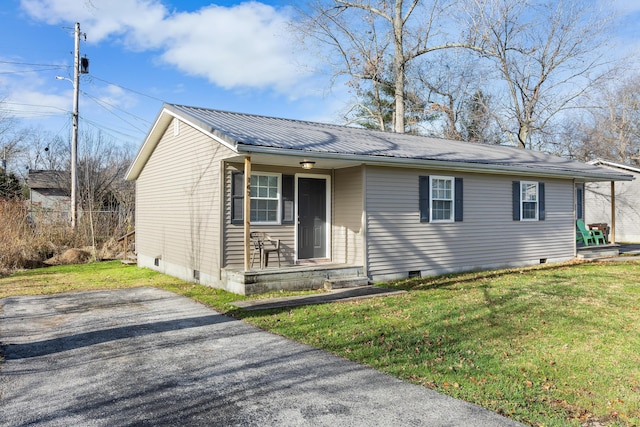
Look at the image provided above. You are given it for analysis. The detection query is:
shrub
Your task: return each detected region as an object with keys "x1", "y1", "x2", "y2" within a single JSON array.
[{"x1": 0, "y1": 200, "x2": 83, "y2": 274}]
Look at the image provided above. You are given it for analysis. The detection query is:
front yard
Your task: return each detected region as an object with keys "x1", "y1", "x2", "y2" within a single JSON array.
[{"x1": 1, "y1": 259, "x2": 639, "y2": 426}]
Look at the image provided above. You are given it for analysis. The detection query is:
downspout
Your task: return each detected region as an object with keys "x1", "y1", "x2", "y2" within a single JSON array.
[{"x1": 244, "y1": 156, "x2": 251, "y2": 271}]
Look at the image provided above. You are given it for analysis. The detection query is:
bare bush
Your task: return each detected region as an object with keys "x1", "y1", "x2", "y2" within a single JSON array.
[{"x1": 0, "y1": 200, "x2": 85, "y2": 274}]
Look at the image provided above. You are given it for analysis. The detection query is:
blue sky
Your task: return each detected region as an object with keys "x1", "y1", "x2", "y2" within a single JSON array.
[
  {"x1": 1, "y1": 0, "x2": 640, "y2": 151},
  {"x1": 0, "y1": 0, "x2": 348, "y2": 150}
]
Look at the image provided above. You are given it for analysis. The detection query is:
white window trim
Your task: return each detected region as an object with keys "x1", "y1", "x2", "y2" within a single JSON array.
[
  {"x1": 250, "y1": 172, "x2": 282, "y2": 225},
  {"x1": 520, "y1": 181, "x2": 539, "y2": 221},
  {"x1": 430, "y1": 175, "x2": 455, "y2": 223}
]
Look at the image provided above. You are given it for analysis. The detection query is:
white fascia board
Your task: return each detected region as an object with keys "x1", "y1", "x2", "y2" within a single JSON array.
[
  {"x1": 237, "y1": 144, "x2": 634, "y2": 182},
  {"x1": 125, "y1": 108, "x2": 173, "y2": 180},
  {"x1": 588, "y1": 159, "x2": 640, "y2": 175},
  {"x1": 125, "y1": 106, "x2": 239, "y2": 181}
]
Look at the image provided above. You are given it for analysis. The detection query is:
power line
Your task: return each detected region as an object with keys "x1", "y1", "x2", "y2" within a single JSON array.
[
  {"x1": 0, "y1": 60, "x2": 69, "y2": 68},
  {"x1": 80, "y1": 116, "x2": 146, "y2": 142},
  {"x1": 90, "y1": 75, "x2": 166, "y2": 103},
  {"x1": 0, "y1": 67, "x2": 69, "y2": 75},
  {"x1": 81, "y1": 90, "x2": 152, "y2": 131}
]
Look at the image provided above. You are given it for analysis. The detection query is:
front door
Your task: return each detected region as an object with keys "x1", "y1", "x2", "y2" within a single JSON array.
[{"x1": 298, "y1": 177, "x2": 327, "y2": 260}]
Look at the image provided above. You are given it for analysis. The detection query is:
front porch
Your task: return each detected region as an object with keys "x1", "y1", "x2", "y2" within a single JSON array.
[
  {"x1": 221, "y1": 263, "x2": 368, "y2": 296},
  {"x1": 577, "y1": 243, "x2": 620, "y2": 259}
]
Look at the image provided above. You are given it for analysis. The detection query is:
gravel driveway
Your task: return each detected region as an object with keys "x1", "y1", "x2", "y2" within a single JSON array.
[{"x1": 0, "y1": 287, "x2": 523, "y2": 426}]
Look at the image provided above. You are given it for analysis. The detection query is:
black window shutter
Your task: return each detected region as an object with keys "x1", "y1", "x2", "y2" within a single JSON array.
[
  {"x1": 419, "y1": 176, "x2": 430, "y2": 222},
  {"x1": 281, "y1": 174, "x2": 294, "y2": 224},
  {"x1": 454, "y1": 177, "x2": 463, "y2": 222},
  {"x1": 576, "y1": 185, "x2": 584, "y2": 220},
  {"x1": 512, "y1": 181, "x2": 521, "y2": 221},
  {"x1": 231, "y1": 171, "x2": 244, "y2": 225},
  {"x1": 538, "y1": 182, "x2": 545, "y2": 221}
]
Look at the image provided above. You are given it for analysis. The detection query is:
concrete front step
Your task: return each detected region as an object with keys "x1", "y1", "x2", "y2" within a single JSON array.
[
  {"x1": 577, "y1": 245, "x2": 620, "y2": 259},
  {"x1": 222, "y1": 264, "x2": 366, "y2": 295},
  {"x1": 324, "y1": 276, "x2": 370, "y2": 290}
]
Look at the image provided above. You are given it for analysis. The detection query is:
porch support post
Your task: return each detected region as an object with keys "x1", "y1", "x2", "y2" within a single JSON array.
[
  {"x1": 610, "y1": 181, "x2": 616, "y2": 244},
  {"x1": 244, "y1": 156, "x2": 251, "y2": 271}
]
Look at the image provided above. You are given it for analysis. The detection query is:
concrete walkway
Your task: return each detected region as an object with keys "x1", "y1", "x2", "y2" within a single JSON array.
[
  {"x1": 0, "y1": 287, "x2": 523, "y2": 426},
  {"x1": 231, "y1": 285, "x2": 406, "y2": 311}
]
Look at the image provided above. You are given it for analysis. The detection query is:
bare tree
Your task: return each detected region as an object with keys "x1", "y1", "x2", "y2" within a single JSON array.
[
  {"x1": 463, "y1": 0, "x2": 614, "y2": 149},
  {"x1": 298, "y1": 0, "x2": 478, "y2": 133},
  {"x1": 75, "y1": 130, "x2": 135, "y2": 246},
  {"x1": 0, "y1": 104, "x2": 26, "y2": 175},
  {"x1": 18, "y1": 129, "x2": 70, "y2": 176},
  {"x1": 411, "y1": 50, "x2": 500, "y2": 141},
  {"x1": 562, "y1": 75, "x2": 640, "y2": 165}
]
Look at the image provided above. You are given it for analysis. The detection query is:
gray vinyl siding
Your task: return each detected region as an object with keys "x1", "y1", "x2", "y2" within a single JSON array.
[
  {"x1": 586, "y1": 169, "x2": 640, "y2": 242},
  {"x1": 365, "y1": 166, "x2": 575, "y2": 281},
  {"x1": 333, "y1": 167, "x2": 364, "y2": 265},
  {"x1": 136, "y1": 118, "x2": 236, "y2": 284},
  {"x1": 223, "y1": 163, "x2": 308, "y2": 267}
]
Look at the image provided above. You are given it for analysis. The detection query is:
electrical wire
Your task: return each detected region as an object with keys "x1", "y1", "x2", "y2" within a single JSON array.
[
  {"x1": 79, "y1": 116, "x2": 146, "y2": 141},
  {"x1": 0, "y1": 101, "x2": 68, "y2": 113},
  {"x1": 0, "y1": 67, "x2": 68, "y2": 75},
  {"x1": 0, "y1": 60, "x2": 69, "y2": 68},
  {"x1": 89, "y1": 75, "x2": 166, "y2": 103}
]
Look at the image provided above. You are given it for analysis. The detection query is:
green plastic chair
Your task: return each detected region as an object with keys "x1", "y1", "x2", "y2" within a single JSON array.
[{"x1": 576, "y1": 219, "x2": 605, "y2": 246}]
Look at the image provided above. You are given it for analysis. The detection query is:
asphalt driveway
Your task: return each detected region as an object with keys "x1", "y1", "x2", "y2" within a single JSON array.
[{"x1": 0, "y1": 287, "x2": 523, "y2": 426}]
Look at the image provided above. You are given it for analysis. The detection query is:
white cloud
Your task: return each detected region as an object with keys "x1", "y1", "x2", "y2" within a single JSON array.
[
  {"x1": 159, "y1": 3, "x2": 305, "y2": 90},
  {"x1": 20, "y1": 0, "x2": 314, "y2": 91},
  {"x1": 0, "y1": 61, "x2": 69, "y2": 118}
]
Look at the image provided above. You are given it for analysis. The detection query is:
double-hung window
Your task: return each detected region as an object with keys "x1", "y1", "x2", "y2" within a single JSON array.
[
  {"x1": 231, "y1": 171, "x2": 294, "y2": 225},
  {"x1": 512, "y1": 180, "x2": 545, "y2": 221},
  {"x1": 431, "y1": 176, "x2": 454, "y2": 222},
  {"x1": 419, "y1": 175, "x2": 463, "y2": 223},
  {"x1": 250, "y1": 174, "x2": 280, "y2": 223},
  {"x1": 520, "y1": 181, "x2": 538, "y2": 220},
  {"x1": 231, "y1": 172, "x2": 281, "y2": 224}
]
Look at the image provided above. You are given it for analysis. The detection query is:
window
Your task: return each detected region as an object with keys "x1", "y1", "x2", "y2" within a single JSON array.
[
  {"x1": 512, "y1": 181, "x2": 545, "y2": 221},
  {"x1": 250, "y1": 174, "x2": 280, "y2": 223},
  {"x1": 431, "y1": 176, "x2": 454, "y2": 221},
  {"x1": 521, "y1": 181, "x2": 538, "y2": 220},
  {"x1": 231, "y1": 172, "x2": 292, "y2": 225},
  {"x1": 419, "y1": 176, "x2": 463, "y2": 223}
]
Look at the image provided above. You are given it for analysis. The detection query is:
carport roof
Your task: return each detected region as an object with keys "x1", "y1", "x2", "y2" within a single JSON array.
[{"x1": 125, "y1": 103, "x2": 634, "y2": 182}]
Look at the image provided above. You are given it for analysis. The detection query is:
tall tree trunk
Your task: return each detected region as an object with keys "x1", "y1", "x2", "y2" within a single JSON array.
[{"x1": 393, "y1": 1, "x2": 405, "y2": 133}]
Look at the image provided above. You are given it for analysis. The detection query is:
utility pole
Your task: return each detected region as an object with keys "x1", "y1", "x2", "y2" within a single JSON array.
[{"x1": 70, "y1": 22, "x2": 81, "y2": 229}]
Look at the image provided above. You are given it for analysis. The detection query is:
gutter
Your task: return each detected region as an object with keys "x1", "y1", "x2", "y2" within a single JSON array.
[{"x1": 236, "y1": 144, "x2": 634, "y2": 182}]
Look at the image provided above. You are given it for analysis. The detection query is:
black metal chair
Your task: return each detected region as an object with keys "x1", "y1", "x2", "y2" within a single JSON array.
[{"x1": 250, "y1": 232, "x2": 281, "y2": 268}]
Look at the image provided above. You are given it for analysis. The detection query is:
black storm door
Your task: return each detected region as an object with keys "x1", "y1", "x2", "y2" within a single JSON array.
[{"x1": 297, "y1": 178, "x2": 326, "y2": 259}]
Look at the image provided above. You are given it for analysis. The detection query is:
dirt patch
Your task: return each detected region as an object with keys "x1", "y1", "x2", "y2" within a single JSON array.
[{"x1": 46, "y1": 248, "x2": 92, "y2": 265}]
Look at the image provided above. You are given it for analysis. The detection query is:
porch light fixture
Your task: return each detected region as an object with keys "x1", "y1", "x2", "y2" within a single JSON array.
[{"x1": 300, "y1": 160, "x2": 316, "y2": 169}]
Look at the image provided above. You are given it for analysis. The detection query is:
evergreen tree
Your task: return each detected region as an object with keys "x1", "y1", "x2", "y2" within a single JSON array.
[{"x1": 0, "y1": 168, "x2": 23, "y2": 200}]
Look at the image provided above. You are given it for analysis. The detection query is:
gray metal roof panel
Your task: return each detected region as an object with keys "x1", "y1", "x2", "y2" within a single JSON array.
[
  {"x1": 26, "y1": 170, "x2": 69, "y2": 189},
  {"x1": 166, "y1": 104, "x2": 631, "y2": 180}
]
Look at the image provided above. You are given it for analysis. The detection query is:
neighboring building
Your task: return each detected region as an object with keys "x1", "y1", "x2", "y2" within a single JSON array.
[
  {"x1": 125, "y1": 104, "x2": 632, "y2": 294},
  {"x1": 27, "y1": 169, "x2": 70, "y2": 220},
  {"x1": 585, "y1": 160, "x2": 640, "y2": 243}
]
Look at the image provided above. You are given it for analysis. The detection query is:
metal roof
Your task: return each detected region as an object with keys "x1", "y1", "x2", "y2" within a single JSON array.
[
  {"x1": 125, "y1": 103, "x2": 634, "y2": 182},
  {"x1": 588, "y1": 159, "x2": 640, "y2": 174},
  {"x1": 26, "y1": 170, "x2": 69, "y2": 190}
]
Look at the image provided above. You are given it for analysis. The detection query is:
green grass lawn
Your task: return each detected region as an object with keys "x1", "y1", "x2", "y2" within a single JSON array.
[{"x1": 1, "y1": 260, "x2": 639, "y2": 426}]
